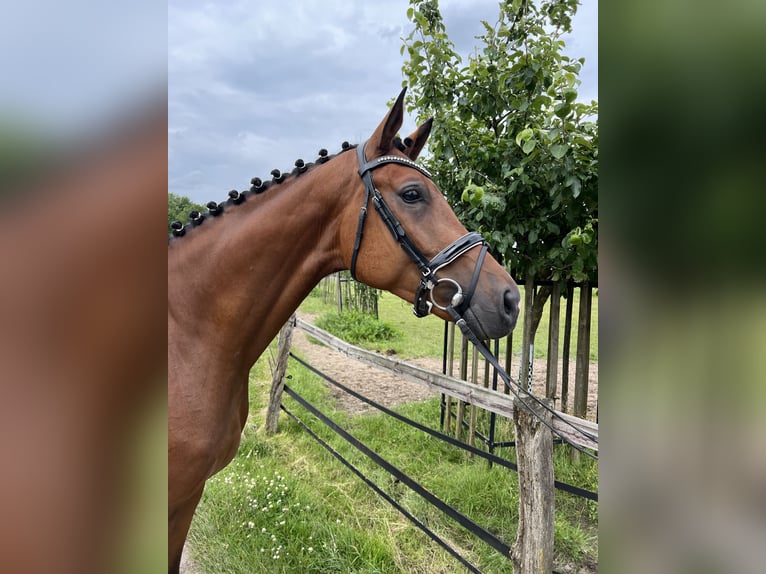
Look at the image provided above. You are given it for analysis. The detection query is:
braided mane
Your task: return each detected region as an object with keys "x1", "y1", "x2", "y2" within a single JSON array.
[{"x1": 169, "y1": 142, "x2": 359, "y2": 240}]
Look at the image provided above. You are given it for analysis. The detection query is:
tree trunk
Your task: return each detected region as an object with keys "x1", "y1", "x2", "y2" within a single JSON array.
[{"x1": 529, "y1": 285, "x2": 552, "y2": 339}]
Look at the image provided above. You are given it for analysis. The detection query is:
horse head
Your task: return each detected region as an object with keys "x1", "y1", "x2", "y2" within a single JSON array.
[{"x1": 340, "y1": 88, "x2": 520, "y2": 340}]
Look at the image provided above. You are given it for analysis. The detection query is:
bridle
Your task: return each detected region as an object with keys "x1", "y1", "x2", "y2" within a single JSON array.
[
  {"x1": 350, "y1": 141, "x2": 489, "y2": 318},
  {"x1": 348, "y1": 141, "x2": 599, "y2": 457}
]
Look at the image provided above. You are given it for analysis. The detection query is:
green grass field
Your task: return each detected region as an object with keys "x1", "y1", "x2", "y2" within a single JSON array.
[{"x1": 188, "y1": 287, "x2": 598, "y2": 573}]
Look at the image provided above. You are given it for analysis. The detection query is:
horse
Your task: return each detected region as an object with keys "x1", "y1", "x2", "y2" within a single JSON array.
[
  {"x1": 167, "y1": 88, "x2": 520, "y2": 573},
  {"x1": 0, "y1": 100, "x2": 167, "y2": 574}
]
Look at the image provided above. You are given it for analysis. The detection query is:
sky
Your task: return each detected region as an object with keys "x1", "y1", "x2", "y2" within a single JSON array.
[
  {"x1": 0, "y1": 1, "x2": 595, "y2": 205},
  {"x1": 168, "y1": 0, "x2": 598, "y2": 205},
  {"x1": 0, "y1": 1, "x2": 167, "y2": 136}
]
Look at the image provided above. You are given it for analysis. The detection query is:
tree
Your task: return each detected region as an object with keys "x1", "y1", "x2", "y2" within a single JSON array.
[
  {"x1": 401, "y1": 0, "x2": 597, "y2": 291},
  {"x1": 168, "y1": 192, "x2": 204, "y2": 233}
]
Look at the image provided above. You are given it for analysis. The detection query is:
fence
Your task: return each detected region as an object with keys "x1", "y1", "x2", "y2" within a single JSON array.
[
  {"x1": 266, "y1": 314, "x2": 598, "y2": 573},
  {"x1": 441, "y1": 279, "x2": 597, "y2": 460},
  {"x1": 318, "y1": 271, "x2": 379, "y2": 317}
]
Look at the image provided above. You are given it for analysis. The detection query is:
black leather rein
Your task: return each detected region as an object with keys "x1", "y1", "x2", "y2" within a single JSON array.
[{"x1": 350, "y1": 142, "x2": 488, "y2": 318}]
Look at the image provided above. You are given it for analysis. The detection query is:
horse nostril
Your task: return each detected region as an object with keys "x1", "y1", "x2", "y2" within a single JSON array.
[{"x1": 504, "y1": 289, "x2": 520, "y2": 318}]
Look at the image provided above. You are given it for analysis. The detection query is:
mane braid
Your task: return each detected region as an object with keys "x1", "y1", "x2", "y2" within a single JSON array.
[{"x1": 168, "y1": 143, "x2": 358, "y2": 242}]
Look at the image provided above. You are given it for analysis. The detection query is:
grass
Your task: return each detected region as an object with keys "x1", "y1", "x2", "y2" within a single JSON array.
[
  {"x1": 116, "y1": 392, "x2": 167, "y2": 574},
  {"x1": 303, "y1": 285, "x2": 598, "y2": 362},
  {"x1": 188, "y1": 289, "x2": 598, "y2": 572},
  {"x1": 315, "y1": 310, "x2": 402, "y2": 345},
  {"x1": 190, "y1": 359, "x2": 597, "y2": 573}
]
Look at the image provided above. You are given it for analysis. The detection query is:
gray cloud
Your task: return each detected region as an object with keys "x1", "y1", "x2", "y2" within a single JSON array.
[{"x1": 169, "y1": 0, "x2": 597, "y2": 205}]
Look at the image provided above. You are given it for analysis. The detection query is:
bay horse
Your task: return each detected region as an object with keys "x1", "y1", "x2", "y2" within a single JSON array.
[
  {"x1": 0, "y1": 100, "x2": 167, "y2": 574},
  {"x1": 167, "y1": 88, "x2": 520, "y2": 572}
]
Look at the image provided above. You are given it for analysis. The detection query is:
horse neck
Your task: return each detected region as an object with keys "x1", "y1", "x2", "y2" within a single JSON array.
[{"x1": 168, "y1": 153, "x2": 355, "y2": 370}]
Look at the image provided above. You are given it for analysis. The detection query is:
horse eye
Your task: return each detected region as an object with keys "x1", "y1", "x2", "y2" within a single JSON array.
[{"x1": 400, "y1": 188, "x2": 423, "y2": 203}]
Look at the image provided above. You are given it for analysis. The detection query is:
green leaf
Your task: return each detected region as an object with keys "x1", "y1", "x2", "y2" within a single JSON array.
[
  {"x1": 571, "y1": 178, "x2": 581, "y2": 198},
  {"x1": 470, "y1": 186, "x2": 484, "y2": 206},
  {"x1": 554, "y1": 102, "x2": 571, "y2": 118},
  {"x1": 522, "y1": 138, "x2": 536, "y2": 154},
  {"x1": 546, "y1": 222, "x2": 560, "y2": 234},
  {"x1": 563, "y1": 88, "x2": 578, "y2": 103},
  {"x1": 550, "y1": 143, "x2": 568, "y2": 159},
  {"x1": 515, "y1": 128, "x2": 534, "y2": 147}
]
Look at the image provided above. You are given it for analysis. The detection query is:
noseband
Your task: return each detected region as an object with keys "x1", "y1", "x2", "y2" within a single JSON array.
[{"x1": 350, "y1": 142, "x2": 489, "y2": 318}]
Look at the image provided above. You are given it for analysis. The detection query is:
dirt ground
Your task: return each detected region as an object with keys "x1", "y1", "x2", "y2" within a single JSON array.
[
  {"x1": 180, "y1": 545, "x2": 200, "y2": 574},
  {"x1": 291, "y1": 312, "x2": 599, "y2": 422}
]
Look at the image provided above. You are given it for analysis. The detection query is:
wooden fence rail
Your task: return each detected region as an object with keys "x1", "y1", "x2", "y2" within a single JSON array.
[{"x1": 294, "y1": 318, "x2": 598, "y2": 452}]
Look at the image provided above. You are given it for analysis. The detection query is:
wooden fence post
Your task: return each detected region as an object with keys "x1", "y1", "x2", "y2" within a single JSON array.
[
  {"x1": 265, "y1": 313, "x2": 296, "y2": 435},
  {"x1": 468, "y1": 344, "x2": 479, "y2": 450},
  {"x1": 443, "y1": 322, "x2": 455, "y2": 434},
  {"x1": 545, "y1": 281, "x2": 561, "y2": 402},
  {"x1": 455, "y1": 333, "x2": 469, "y2": 441},
  {"x1": 561, "y1": 283, "x2": 575, "y2": 412},
  {"x1": 519, "y1": 273, "x2": 535, "y2": 392},
  {"x1": 573, "y1": 283, "x2": 592, "y2": 419},
  {"x1": 503, "y1": 330, "x2": 513, "y2": 395},
  {"x1": 511, "y1": 395, "x2": 555, "y2": 574},
  {"x1": 336, "y1": 273, "x2": 342, "y2": 312}
]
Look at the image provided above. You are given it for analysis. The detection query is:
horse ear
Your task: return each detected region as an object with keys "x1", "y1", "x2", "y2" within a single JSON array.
[
  {"x1": 368, "y1": 87, "x2": 407, "y2": 156},
  {"x1": 403, "y1": 117, "x2": 433, "y2": 160}
]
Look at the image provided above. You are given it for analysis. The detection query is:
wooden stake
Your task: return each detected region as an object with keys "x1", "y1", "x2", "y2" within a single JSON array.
[
  {"x1": 546, "y1": 282, "x2": 561, "y2": 402},
  {"x1": 573, "y1": 284, "x2": 592, "y2": 419},
  {"x1": 265, "y1": 313, "x2": 296, "y2": 435},
  {"x1": 511, "y1": 395, "x2": 555, "y2": 574}
]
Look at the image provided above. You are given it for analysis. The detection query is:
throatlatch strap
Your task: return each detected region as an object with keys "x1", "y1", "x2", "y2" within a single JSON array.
[{"x1": 349, "y1": 186, "x2": 370, "y2": 280}]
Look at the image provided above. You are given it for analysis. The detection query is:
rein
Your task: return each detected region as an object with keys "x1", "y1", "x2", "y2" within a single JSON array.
[
  {"x1": 446, "y1": 304, "x2": 598, "y2": 458},
  {"x1": 351, "y1": 142, "x2": 488, "y2": 318},
  {"x1": 349, "y1": 142, "x2": 598, "y2": 457}
]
